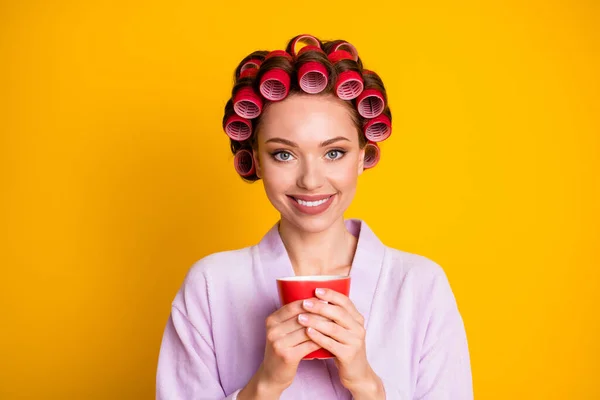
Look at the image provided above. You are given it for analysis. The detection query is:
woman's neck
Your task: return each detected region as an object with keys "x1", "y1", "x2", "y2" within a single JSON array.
[{"x1": 278, "y1": 217, "x2": 357, "y2": 277}]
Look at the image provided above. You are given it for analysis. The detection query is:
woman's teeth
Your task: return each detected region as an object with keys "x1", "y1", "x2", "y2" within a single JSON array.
[{"x1": 295, "y1": 197, "x2": 331, "y2": 207}]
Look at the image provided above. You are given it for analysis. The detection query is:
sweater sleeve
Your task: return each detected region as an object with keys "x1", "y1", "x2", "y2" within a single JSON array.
[
  {"x1": 412, "y1": 269, "x2": 473, "y2": 400},
  {"x1": 156, "y1": 266, "x2": 242, "y2": 400}
]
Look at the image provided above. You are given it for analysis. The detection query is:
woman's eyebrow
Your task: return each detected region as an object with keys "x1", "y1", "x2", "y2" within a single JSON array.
[
  {"x1": 265, "y1": 138, "x2": 298, "y2": 147},
  {"x1": 320, "y1": 136, "x2": 350, "y2": 147},
  {"x1": 265, "y1": 136, "x2": 350, "y2": 147}
]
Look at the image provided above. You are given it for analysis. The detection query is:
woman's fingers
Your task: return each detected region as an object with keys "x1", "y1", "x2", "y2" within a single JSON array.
[
  {"x1": 297, "y1": 313, "x2": 353, "y2": 344},
  {"x1": 266, "y1": 300, "x2": 306, "y2": 327},
  {"x1": 276, "y1": 326, "x2": 311, "y2": 348},
  {"x1": 301, "y1": 298, "x2": 359, "y2": 330},
  {"x1": 293, "y1": 339, "x2": 322, "y2": 359},
  {"x1": 270, "y1": 326, "x2": 320, "y2": 363},
  {"x1": 314, "y1": 289, "x2": 364, "y2": 324},
  {"x1": 305, "y1": 327, "x2": 343, "y2": 356},
  {"x1": 272, "y1": 315, "x2": 333, "y2": 352},
  {"x1": 269, "y1": 309, "x2": 331, "y2": 340}
]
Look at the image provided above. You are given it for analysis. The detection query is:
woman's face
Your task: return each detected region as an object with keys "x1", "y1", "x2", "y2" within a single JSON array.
[{"x1": 254, "y1": 94, "x2": 365, "y2": 234}]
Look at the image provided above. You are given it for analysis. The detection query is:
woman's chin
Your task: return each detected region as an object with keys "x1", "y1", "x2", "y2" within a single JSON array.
[{"x1": 280, "y1": 210, "x2": 344, "y2": 234}]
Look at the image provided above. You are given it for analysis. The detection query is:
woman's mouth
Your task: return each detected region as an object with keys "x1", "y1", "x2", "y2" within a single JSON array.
[{"x1": 287, "y1": 194, "x2": 336, "y2": 215}]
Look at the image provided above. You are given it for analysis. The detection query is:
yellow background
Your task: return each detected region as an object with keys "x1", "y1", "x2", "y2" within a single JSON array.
[{"x1": 1, "y1": 0, "x2": 598, "y2": 398}]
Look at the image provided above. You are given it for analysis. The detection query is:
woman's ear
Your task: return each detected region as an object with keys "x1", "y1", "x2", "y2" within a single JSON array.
[
  {"x1": 357, "y1": 146, "x2": 365, "y2": 175},
  {"x1": 252, "y1": 148, "x2": 262, "y2": 179}
]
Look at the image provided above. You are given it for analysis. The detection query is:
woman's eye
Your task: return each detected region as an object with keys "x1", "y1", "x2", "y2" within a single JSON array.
[
  {"x1": 273, "y1": 151, "x2": 293, "y2": 162},
  {"x1": 326, "y1": 150, "x2": 345, "y2": 160}
]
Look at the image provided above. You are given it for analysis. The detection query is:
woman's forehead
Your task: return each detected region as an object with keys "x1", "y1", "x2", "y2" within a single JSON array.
[{"x1": 259, "y1": 94, "x2": 357, "y2": 141}]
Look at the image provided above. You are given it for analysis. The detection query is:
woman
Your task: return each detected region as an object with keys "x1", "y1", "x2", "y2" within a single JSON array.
[{"x1": 156, "y1": 34, "x2": 473, "y2": 399}]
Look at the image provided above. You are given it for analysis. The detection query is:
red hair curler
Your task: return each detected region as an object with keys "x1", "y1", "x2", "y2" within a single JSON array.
[
  {"x1": 233, "y1": 86, "x2": 263, "y2": 119},
  {"x1": 240, "y1": 58, "x2": 262, "y2": 74},
  {"x1": 298, "y1": 61, "x2": 328, "y2": 94},
  {"x1": 327, "y1": 50, "x2": 354, "y2": 64},
  {"x1": 356, "y1": 88, "x2": 385, "y2": 118},
  {"x1": 363, "y1": 114, "x2": 392, "y2": 142},
  {"x1": 297, "y1": 45, "x2": 325, "y2": 57},
  {"x1": 259, "y1": 50, "x2": 292, "y2": 101},
  {"x1": 264, "y1": 50, "x2": 293, "y2": 62},
  {"x1": 234, "y1": 149, "x2": 256, "y2": 177},
  {"x1": 363, "y1": 142, "x2": 380, "y2": 169},
  {"x1": 239, "y1": 68, "x2": 258, "y2": 80},
  {"x1": 335, "y1": 70, "x2": 364, "y2": 100},
  {"x1": 260, "y1": 69, "x2": 291, "y2": 101},
  {"x1": 290, "y1": 34, "x2": 321, "y2": 58},
  {"x1": 332, "y1": 41, "x2": 359, "y2": 62},
  {"x1": 223, "y1": 115, "x2": 252, "y2": 141}
]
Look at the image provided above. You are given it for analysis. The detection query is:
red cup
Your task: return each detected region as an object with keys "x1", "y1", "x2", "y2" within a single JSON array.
[{"x1": 276, "y1": 275, "x2": 351, "y2": 360}]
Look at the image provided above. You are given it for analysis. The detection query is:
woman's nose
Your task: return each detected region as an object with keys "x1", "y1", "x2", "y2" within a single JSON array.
[{"x1": 296, "y1": 158, "x2": 324, "y2": 190}]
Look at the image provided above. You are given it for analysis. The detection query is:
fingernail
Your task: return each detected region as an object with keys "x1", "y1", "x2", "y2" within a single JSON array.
[
  {"x1": 303, "y1": 300, "x2": 314, "y2": 308},
  {"x1": 298, "y1": 314, "x2": 308, "y2": 323},
  {"x1": 316, "y1": 288, "x2": 325, "y2": 296}
]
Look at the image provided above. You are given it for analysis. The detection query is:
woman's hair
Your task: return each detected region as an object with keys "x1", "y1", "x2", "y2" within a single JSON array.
[{"x1": 222, "y1": 34, "x2": 393, "y2": 182}]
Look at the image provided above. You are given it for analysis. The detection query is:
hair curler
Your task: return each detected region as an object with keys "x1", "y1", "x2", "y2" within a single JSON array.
[
  {"x1": 298, "y1": 61, "x2": 328, "y2": 94},
  {"x1": 289, "y1": 34, "x2": 321, "y2": 58},
  {"x1": 233, "y1": 86, "x2": 263, "y2": 119},
  {"x1": 265, "y1": 50, "x2": 292, "y2": 61},
  {"x1": 239, "y1": 68, "x2": 258, "y2": 80},
  {"x1": 296, "y1": 44, "x2": 328, "y2": 94},
  {"x1": 363, "y1": 142, "x2": 380, "y2": 169},
  {"x1": 234, "y1": 149, "x2": 256, "y2": 177},
  {"x1": 223, "y1": 115, "x2": 252, "y2": 141},
  {"x1": 332, "y1": 41, "x2": 359, "y2": 62},
  {"x1": 335, "y1": 70, "x2": 364, "y2": 100},
  {"x1": 297, "y1": 45, "x2": 324, "y2": 57},
  {"x1": 328, "y1": 49, "x2": 363, "y2": 100},
  {"x1": 356, "y1": 88, "x2": 385, "y2": 118},
  {"x1": 259, "y1": 50, "x2": 293, "y2": 101},
  {"x1": 363, "y1": 114, "x2": 392, "y2": 142},
  {"x1": 239, "y1": 58, "x2": 262, "y2": 74},
  {"x1": 260, "y1": 69, "x2": 291, "y2": 101},
  {"x1": 327, "y1": 50, "x2": 354, "y2": 64}
]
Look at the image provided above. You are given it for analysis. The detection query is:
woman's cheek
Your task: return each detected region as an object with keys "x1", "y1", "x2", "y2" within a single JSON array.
[{"x1": 329, "y1": 160, "x2": 360, "y2": 184}]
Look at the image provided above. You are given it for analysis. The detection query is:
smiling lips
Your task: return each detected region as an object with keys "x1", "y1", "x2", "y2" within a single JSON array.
[{"x1": 287, "y1": 194, "x2": 336, "y2": 215}]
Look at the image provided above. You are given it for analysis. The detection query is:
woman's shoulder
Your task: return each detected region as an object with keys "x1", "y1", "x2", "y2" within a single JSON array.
[
  {"x1": 183, "y1": 246, "x2": 255, "y2": 283},
  {"x1": 355, "y1": 218, "x2": 448, "y2": 281},
  {"x1": 384, "y1": 246, "x2": 447, "y2": 279},
  {"x1": 171, "y1": 246, "x2": 256, "y2": 310},
  {"x1": 379, "y1": 245, "x2": 458, "y2": 299},
  {"x1": 381, "y1": 245, "x2": 463, "y2": 309}
]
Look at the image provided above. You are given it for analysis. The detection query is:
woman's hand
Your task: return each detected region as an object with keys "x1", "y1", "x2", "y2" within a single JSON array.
[
  {"x1": 297, "y1": 289, "x2": 385, "y2": 398},
  {"x1": 249, "y1": 299, "x2": 327, "y2": 396}
]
